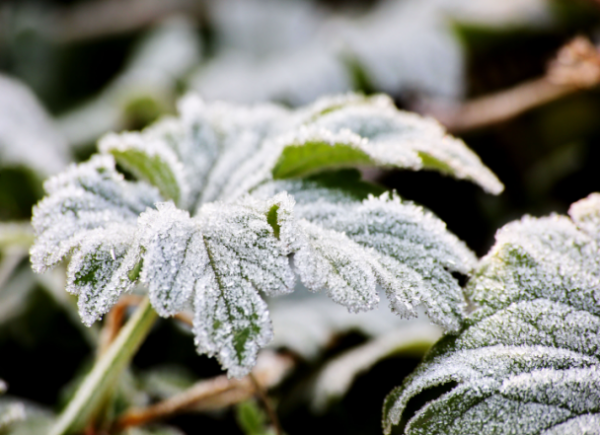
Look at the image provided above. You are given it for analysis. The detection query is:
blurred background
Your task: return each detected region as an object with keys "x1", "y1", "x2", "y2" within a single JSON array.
[{"x1": 1, "y1": 0, "x2": 600, "y2": 433}]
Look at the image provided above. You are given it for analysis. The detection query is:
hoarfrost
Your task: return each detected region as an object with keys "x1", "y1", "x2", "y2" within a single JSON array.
[
  {"x1": 383, "y1": 195, "x2": 600, "y2": 435},
  {"x1": 31, "y1": 93, "x2": 502, "y2": 376}
]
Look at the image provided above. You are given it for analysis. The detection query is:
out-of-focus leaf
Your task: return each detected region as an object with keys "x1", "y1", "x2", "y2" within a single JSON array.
[
  {"x1": 122, "y1": 426, "x2": 184, "y2": 435},
  {"x1": 0, "y1": 398, "x2": 53, "y2": 435},
  {"x1": 236, "y1": 399, "x2": 274, "y2": 435},
  {"x1": 0, "y1": 223, "x2": 34, "y2": 250},
  {"x1": 311, "y1": 321, "x2": 442, "y2": 411},
  {"x1": 58, "y1": 16, "x2": 202, "y2": 147},
  {"x1": 0, "y1": 75, "x2": 69, "y2": 177},
  {"x1": 191, "y1": 0, "x2": 553, "y2": 105}
]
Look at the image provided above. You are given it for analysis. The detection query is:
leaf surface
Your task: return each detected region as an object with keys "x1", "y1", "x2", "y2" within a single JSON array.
[
  {"x1": 383, "y1": 193, "x2": 600, "y2": 435},
  {"x1": 32, "y1": 93, "x2": 501, "y2": 376}
]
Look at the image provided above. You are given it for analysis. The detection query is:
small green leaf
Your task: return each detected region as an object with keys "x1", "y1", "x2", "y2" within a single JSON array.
[
  {"x1": 272, "y1": 142, "x2": 374, "y2": 179},
  {"x1": 100, "y1": 133, "x2": 188, "y2": 205},
  {"x1": 236, "y1": 400, "x2": 271, "y2": 435}
]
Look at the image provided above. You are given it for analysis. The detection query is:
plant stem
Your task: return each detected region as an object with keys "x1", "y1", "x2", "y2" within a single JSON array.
[
  {"x1": 49, "y1": 297, "x2": 157, "y2": 435},
  {"x1": 249, "y1": 372, "x2": 283, "y2": 435}
]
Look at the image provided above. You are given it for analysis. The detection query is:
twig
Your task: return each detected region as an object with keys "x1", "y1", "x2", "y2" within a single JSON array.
[
  {"x1": 250, "y1": 372, "x2": 283, "y2": 435},
  {"x1": 49, "y1": 0, "x2": 202, "y2": 44},
  {"x1": 115, "y1": 351, "x2": 293, "y2": 430},
  {"x1": 420, "y1": 37, "x2": 600, "y2": 133}
]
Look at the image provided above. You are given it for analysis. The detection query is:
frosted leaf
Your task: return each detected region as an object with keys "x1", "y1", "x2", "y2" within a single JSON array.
[
  {"x1": 383, "y1": 194, "x2": 600, "y2": 435},
  {"x1": 30, "y1": 155, "x2": 161, "y2": 272},
  {"x1": 0, "y1": 74, "x2": 69, "y2": 176},
  {"x1": 32, "y1": 92, "x2": 501, "y2": 376},
  {"x1": 57, "y1": 17, "x2": 202, "y2": 147},
  {"x1": 219, "y1": 94, "x2": 503, "y2": 200},
  {"x1": 99, "y1": 133, "x2": 189, "y2": 207},
  {"x1": 255, "y1": 175, "x2": 475, "y2": 330},
  {"x1": 67, "y1": 224, "x2": 138, "y2": 325},
  {"x1": 191, "y1": 199, "x2": 295, "y2": 377}
]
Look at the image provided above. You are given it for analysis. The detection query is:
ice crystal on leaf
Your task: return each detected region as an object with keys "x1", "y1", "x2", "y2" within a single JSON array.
[
  {"x1": 31, "y1": 93, "x2": 502, "y2": 377},
  {"x1": 383, "y1": 193, "x2": 600, "y2": 435}
]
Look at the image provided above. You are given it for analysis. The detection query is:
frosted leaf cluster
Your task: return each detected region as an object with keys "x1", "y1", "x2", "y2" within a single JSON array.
[
  {"x1": 383, "y1": 193, "x2": 600, "y2": 435},
  {"x1": 31, "y1": 93, "x2": 501, "y2": 377}
]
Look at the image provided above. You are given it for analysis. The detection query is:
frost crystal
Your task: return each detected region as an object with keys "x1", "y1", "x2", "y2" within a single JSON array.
[
  {"x1": 383, "y1": 194, "x2": 600, "y2": 435},
  {"x1": 31, "y1": 93, "x2": 501, "y2": 376}
]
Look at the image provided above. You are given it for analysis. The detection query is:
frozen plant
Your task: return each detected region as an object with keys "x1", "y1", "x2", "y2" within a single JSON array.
[
  {"x1": 383, "y1": 193, "x2": 600, "y2": 435},
  {"x1": 30, "y1": 93, "x2": 501, "y2": 434}
]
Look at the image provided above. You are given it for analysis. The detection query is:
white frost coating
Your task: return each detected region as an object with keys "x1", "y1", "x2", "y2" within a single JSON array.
[
  {"x1": 192, "y1": 200, "x2": 295, "y2": 377},
  {"x1": 220, "y1": 95, "x2": 503, "y2": 201},
  {"x1": 176, "y1": 94, "x2": 287, "y2": 206},
  {"x1": 100, "y1": 93, "x2": 500, "y2": 208},
  {"x1": 256, "y1": 179, "x2": 476, "y2": 330},
  {"x1": 384, "y1": 195, "x2": 600, "y2": 435},
  {"x1": 501, "y1": 367, "x2": 600, "y2": 414},
  {"x1": 469, "y1": 214, "x2": 600, "y2": 317},
  {"x1": 294, "y1": 220, "x2": 380, "y2": 313},
  {"x1": 456, "y1": 299, "x2": 600, "y2": 359},
  {"x1": 0, "y1": 74, "x2": 69, "y2": 176},
  {"x1": 67, "y1": 223, "x2": 137, "y2": 325},
  {"x1": 136, "y1": 202, "x2": 207, "y2": 317},
  {"x1": 569, "y1": 192, "x2": 600, "y2": 244},
  {"x1": 384, "y1": 345, "x2": 598, "y2": 434},
  {"x1": 99, "y1": 132, "x2": 190, "y2": 208},
  {"x1": 30, "y1": 155, "x2": 160, "y2": 272},
  {"x1": 541, "y1": 414, "x2": 600, "y2": 435},
  {"x1": 306, "y1": 104, "x2": 503, "y2": 194},
  {"x1": 294, "y1": 192, "x2": 475, "y2": 330},
  {"x1": 32, "y1": 92, "x2": 501, "y2": 376}
]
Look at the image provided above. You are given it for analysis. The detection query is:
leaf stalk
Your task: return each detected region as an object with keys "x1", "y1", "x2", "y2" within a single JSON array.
[{"x1": 49, "y1": 297, "x2": 157, "y2": 435}]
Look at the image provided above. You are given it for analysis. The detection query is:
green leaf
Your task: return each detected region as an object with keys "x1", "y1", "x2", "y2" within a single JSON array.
[
  {"x1": 383, "y1": 193, "x2": 600, "y2": 435},
  {"x1": 256, "y1": 176, "x2": 476, "y2": 331},
  {"x1": 31, "y1": 93, "x2": 500, "y2": 377},
  {"x1": 236, "y1": 400, "x2": 272, "y2": 435},
  {"x1": 100, "y1": 133, "x2": 187, "y2": 206},
  {"x1": 269, "y1": 95, "x2": 503, "y2": 195}
]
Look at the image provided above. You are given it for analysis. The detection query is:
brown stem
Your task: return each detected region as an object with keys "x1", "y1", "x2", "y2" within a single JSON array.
[
  {"x1": 250, "y1": 372, "x2": 283, "y2": 435},
  {"x1": 421, "y1": 37, "x2": 600, "y2": 133},
  {"x1": 115, "y1": 352, "x2": 293, "y2": 430}
]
